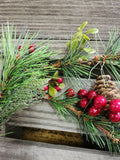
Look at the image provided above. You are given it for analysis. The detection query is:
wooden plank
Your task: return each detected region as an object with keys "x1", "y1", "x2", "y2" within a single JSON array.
[
  {"x1": 7, "y1": 100, "x2": 81, "y2": 133},
  {"x1": 22, "y1": 127, "x2": 84, "y2": 147},
  {"x1": 0, "y1": 0, "x2": 119, "y2": 40},
  {"x1": 0, "y1": 137, "x2": 119, "y2": 160},
  {"x1": 0, "y1": 125, "x2": 5, "y2": 135}
]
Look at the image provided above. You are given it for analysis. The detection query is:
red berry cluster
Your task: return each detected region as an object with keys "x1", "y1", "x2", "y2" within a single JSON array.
[
  {"x1": 59, "y1": 88, "x2": 120, "y2": 123},
  {"x1": 109, "y1": 99, "x2": 120, "y2": 123},
  {"x1": 43, "y1": 77, "x2": 63, "y2": 92},
  {"x1": 65, "y1": 88, "x2": 107, "y2": 117},
  {"x1": 77, "y1": 89, "x2": 107, "y2": 117}
]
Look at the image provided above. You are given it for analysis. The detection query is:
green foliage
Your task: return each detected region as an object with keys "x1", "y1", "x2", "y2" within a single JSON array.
[
  {"x1": 51, "y1": 95, "x2": 120, "y2": 154},
  {"x1": 61, "y1": 39, "x2": 96, "y2": 87},
  {"x1": 79, "y1": 114, "x2": 120, "y2": 154},
  {"x1": 0, "y1": 78, "x2": 49, "y2": 127},
  {"x1": 89, "y1": 28, "x2": 120, "y2": 82},
  {"x1": 0, "y1": 22, "x2": 120, "y2": 155},
  {"x1": 60, "y1": 22, "x2": 99, "y2": 87},
  {"x1": 67, "y1": 21, "x2": 98, "y2": 53},
  {"x1": 48, "y1": 83, "x2": 57, "y2": 97},
  {"x1": 50, "y1": 95, "x2": 79, "y2": 121},
  {"x1": 48, "y1": 71, "x2": 65, "y2": 97},
  {"x1": 52, "y1": 70, "x2": 59, "y2": 80},
  {"x1": 0, "y1": 24, "x2": 59, "y2": 130}
]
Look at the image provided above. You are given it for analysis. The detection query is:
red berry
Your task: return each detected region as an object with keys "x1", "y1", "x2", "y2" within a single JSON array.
[
  {"x1": 78, "y1": 89, "x2": 88, "y2": 98},
  {"x1": 18, "y1": 45, "x2": 22, "y2": 50},
  {"x1": 94, "y1": 95, "x2": 107, "y2": 109},
  {"x1": 28, "y1": 44, "x2": 35, "y2": 53},
  {"x1": 79, "y1": 98, "x2": 88, "y2": 108},
  {"x1": 87, "y1": 90, "x2": 97, "y2": 100},
  {"x1": 43, "y1": 85, "x2": 48, "y2": 91},
  {"x1": 66, "y1": 88, "x2": 75, "y2": 97},
  {"x1": 109, "y1": 112, "x2": 120, "y2": 123},
  {"x1": 88, "y1": 107, "x2": 100, "y2": 117},
  {"x1": 57, "y1": 77, "x2": 63, "y2": 84},
  {"x1": 55, "y1": 86, "x2": 61, "y2": 92},
  {"x1": 109, "y1": 99, "x2": 120, "y2": 113}
]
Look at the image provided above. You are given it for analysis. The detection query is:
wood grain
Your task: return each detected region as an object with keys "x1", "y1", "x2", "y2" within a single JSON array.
[
  {"x1": 22, "y1": 127, "x2": 84, "y2": 147},
  {"x1": 1, "y1": 0, "x2": 120, "y2": 157},
  {"x1": 0, "y1": 0, "x2": 119, "y2": 40},
  {"x1": 0, "y1": 137, "x2": 120, "y2": 160}
]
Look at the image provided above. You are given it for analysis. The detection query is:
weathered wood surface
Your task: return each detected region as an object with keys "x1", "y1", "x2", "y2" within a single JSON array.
[
  {"x1": 0, "y1": 137, "x2": 120, "y2": 160},
  {"x1": 22, "y1": 127, "x2": 84, "y2": 147},
  {"x1": 0, "y1": 0, "x2": 120, "y2": 40},
  {"x1": 1, "y1": 0, "x2": 120, "y2": 158}
]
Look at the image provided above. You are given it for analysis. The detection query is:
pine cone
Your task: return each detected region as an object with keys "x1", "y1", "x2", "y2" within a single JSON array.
[{"x1": 93, "y1": 75, "x2": 120, "y2": 105}]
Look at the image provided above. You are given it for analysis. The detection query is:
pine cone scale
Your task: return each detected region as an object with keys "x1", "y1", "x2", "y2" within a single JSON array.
[{"x1": 93, "y1": 75, "x2": 120, "y2": 104}]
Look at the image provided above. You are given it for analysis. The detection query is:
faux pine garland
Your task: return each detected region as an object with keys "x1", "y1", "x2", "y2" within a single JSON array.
[{"x1": 0, "y1": 22, "x2": 120, "y2": 154}]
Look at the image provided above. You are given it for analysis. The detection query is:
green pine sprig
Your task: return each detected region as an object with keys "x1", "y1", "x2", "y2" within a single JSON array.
[
  {"x1": 0, "y1": 24, "x2": 59, "y2": 131},
  {"x1": 88, "y1": 28, "x2": 120, "y2": 82},
  {"x1": 50, "y1": 95, "x2": 120, "y2": 154}
]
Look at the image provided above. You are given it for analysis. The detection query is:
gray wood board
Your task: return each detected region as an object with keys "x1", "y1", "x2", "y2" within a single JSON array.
[
  {"x1": 0, "y1": 0, "x2": 120, "y2": 40},
  {"x1": 0, "y1": 137, "x2": 120, "y2": 160}
]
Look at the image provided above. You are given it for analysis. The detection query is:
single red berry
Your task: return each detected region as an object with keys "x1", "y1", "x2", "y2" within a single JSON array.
[
  {"x1": 109, "y1": 112, "x2": 120, "y2": 123},
  {"x1": 66, "y1": 88, "x2": 75, "y2": 97},
  {"x1": 77, "y1": 89, "x2": 88, "y2": 98},
  {"x1": 55, "y1": 86, "x2": 61, "y2": 92},
  {"x1": 43, "y1": 85, "x2": 48, "y2": 91},
  {"x1": 94, "y1": 95, "x2": 107, "y2": 109},
  {"x1": 57, "y1": 77, "x2": 63, "y2": 84},
  {"x1": 88, "y1": 107, "x2": 100, "y2": 117},
  {"x1": 109, "y1": 99, "x2": 120, "y2": 113},
  {"x1": 87, "y1": 90, "x2": 97, "y2": 100},
  {"x1": 28, "y1": 44, "x2": 35, "y2": 53},
  {"x1": 18, "y1": 45, "x2": 22, "y2": 50},
  {"x1": 79, "y1": 98, "x2": 88, "y2": 108}
]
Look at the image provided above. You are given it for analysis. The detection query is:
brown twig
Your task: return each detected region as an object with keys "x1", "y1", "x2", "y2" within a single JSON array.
[
  {"x1": 102, "y1": 53, "x2": 110, "y2": 63},
  {"x1": 64, "y1": 105, "x2": 83, "y2": 119},
  {"x1": 52, "y1": 61, "x2": 61, "y2": 68},
  {"x1": 16, "y1": 52, "x2": 21, "y2": 61},
  {"x1": 88, "y1": 53, "x2": 111, "y2": 66},
  {"x1": 88, "y1": 55, "x2": 101, "y2": 65},
  {"x1": 43, "y1": 94, "x2": 53, "y2": 100},
  {"x1": 95, "y1": 124, "x2": 120, "y2": 144}
]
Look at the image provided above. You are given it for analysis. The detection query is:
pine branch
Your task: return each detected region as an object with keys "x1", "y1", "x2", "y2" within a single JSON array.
[
  {"x1": 0, "y1": 24, "x2": 59, "y2": 130},
  {"x1": 50, "y1": 94, "x2": 120, "y2": 154}
]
